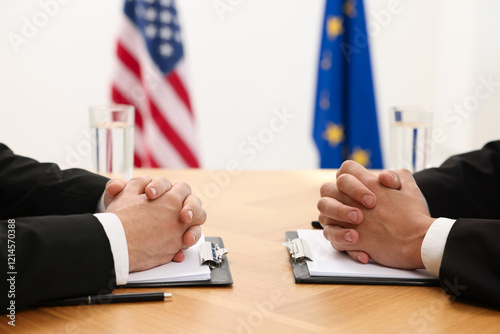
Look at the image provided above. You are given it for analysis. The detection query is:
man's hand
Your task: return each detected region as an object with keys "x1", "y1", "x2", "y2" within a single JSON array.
[
  {"x1": 103, "y1": 176, "x2": 203, "y2": 262},
  {"x1": 104, "y1": 176, "x2": 206, "y2": 272},
  {"x1": 104, "y1": 176, "x2": 199, "y2": 226},
  {"x1": 104, "y1": 176, "x2": 171, "y2": 207},
  {"x1": 317, "y1": 161, "x2": 435, "y2": 269}
]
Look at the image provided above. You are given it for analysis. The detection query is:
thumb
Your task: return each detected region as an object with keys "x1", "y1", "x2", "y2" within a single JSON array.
[
  {"x1": 378, "y1": 170, "x2": 402, "y2": 190},
  {"x1": 104, "y1": 179, "x2": 126, "y2": 208},
  {"x1": 396, "y1": 168, "x2": 417, "y2": 187}
]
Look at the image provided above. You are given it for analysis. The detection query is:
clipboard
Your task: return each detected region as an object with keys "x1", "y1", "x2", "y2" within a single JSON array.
[
  {"x1": 284, "y1": 231, "x2": 440, "y2": 287},
  {"x1": 122, "y1": 237, "x2": 233, "y2": 288}
]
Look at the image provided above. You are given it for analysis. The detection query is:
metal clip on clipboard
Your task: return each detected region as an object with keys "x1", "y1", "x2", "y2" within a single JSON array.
[
  {"x1": 199, "y1": 241, "x2": 229, "y2": 268},
  {"x1": 282, "y1": 238, "x2": 313, "y2": 264}
]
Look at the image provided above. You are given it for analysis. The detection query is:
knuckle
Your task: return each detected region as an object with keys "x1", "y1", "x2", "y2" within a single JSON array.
[
  {"x1": 153, "y1": 176, "x2": 172, "y2": 189},
  {"x1": 318, "y1": 197, "x2": 344, "y2": 219},
  {"x1": 197, "y1": 210, "x2": 207, "y2": 224},
  {"x1": 332, "y1": 202, "x2": 343, "y2": 218},
  {"x1": 339, "y1": 160, "x2": 355, "y2": 173},
  {"x1": 386, "y1": 170, "x2": 397, "y2": 178},
  {"x1": 323, "y1": 227, "x2": 343, "y2": 250},
  {"x1": 130, "y1": 175, "x2": 149, "y2": 184},
  {"x1": 177, "y1": 181, "x2": 192, "y2": 194},
  {"x1": 185, "y1": 199, "x2": 201, "y2": 214},
  {"x1": 317, "y1": 198, "x2": 327, "y2": 213},
  {"x1": 157, "y1": 176, "x2": 171, "y2": 184},
  {"x1": 364, "y1": 177, "x2": 378, "y2": 190},
  {"x1": 318, "y1": 214, "x2": 333, "y2": 226},
  {"x1": 398, "y1": 168, "x2": 413, "y2": 180},
  {"x1": 163, "y1": 194, "x2": 183, "y2": 210},
  {"x1": 320, "y1": 182, "x2": 335, "y2": 196},
  {"x1": 190, "y1": 195, "x2": 203, "y2": 209},
  {"x1": 335, "y1": 174, "x2": 349, "y2": 190},
  {"x1": 151, "y1": 176, "x2": 162, "y2": 183},
  {"x1": 322, "y1": 228, "x2": 331, "y2": 240}
]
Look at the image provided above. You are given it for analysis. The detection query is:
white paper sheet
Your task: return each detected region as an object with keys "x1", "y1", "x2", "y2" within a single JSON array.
[
  {"x1": 297, "y1": 229, "x2": 436, "y2": 279},
  {"x1": 128, "y1": 235, "x2": 211, "y2": 283}
]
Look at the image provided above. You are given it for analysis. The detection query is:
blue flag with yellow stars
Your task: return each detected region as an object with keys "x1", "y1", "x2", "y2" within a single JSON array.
[{"x1": 313, "y1": 0, "x2": 383, "y2": 168}]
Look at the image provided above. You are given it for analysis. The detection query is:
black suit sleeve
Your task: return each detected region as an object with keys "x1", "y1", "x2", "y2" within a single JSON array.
[
  {"x1": 2, "y1": 214, "x2": 116, "y2": 310},
  {"x1": 0, "y1": 144, "x2": 117, "y2": 311},
  {"x1": 414, "y1": 141, "x2": 500, "y2": 219},
  {"x1": 439, "y1": 218, "x2": 500, "y2": 307},
  {"x1": 414, "y1": 141, "x2": 500, "y2": 307},
  {"x1": 0, "y1": 143, "x2": 109, "y2": 219}
]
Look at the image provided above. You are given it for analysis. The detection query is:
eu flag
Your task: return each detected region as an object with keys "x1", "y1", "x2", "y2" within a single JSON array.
[{"x1": 313, "y1": 0, "x2": 383, "y2": 168}]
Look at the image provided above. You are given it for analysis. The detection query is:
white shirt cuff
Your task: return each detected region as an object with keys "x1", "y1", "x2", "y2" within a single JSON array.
[
  {"x1": 421, "y1": 217, "x2": 456, "y2": 276},
  {"x1": 94, "y1": 213, "x2": 129, "y2": 285}
]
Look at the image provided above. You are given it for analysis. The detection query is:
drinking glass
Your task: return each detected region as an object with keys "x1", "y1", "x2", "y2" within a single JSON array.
[
  {"x1": 390, "y1": 106, "x2": 433, "y2": 173},
  {"x1": 89, "y1": 104, "x2": 135, "y2": 180}
]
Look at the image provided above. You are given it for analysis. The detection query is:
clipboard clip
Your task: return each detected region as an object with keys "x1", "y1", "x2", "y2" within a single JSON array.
[
  {"x1": 282, "y1": 238, "x2": 313, "y2": 263},
  {"x1": 199, "y1": 241, "x2": 229, "y2": 268}
]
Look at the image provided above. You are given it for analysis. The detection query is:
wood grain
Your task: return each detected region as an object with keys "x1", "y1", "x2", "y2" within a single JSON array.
[{"x1": 3, "y1": 169, "x2": 499, "y2": 334}]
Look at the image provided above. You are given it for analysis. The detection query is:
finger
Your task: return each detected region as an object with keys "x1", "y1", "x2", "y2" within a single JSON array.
[
  {"x1": 103, "y1": 179, "x2": 127, "y2": 208},
  {"x1": 336, "y1": 160, "x2": 379, "y2": 192},
  {"x1": 105, "y1": 179, "x2": 127, "y2": 198},
  {"x1": 172, "y1": 250, "x2": 185, "y2": 262},
  {"x1": 317, "y1": 197, "x2": 363, "y2": 224},
  {"x1": 145, "y1": 176, "x2": 173, "y2": 200},
  {"x1": 122, "y1": 175, "x2": 153, "y2": 195},
  {"x1": 346, "y1": 250, "x2": 370, "y2": 264},
  {"x1": 192, "y1": 209, "x2": 207, "y2": 227},
  {"x1": 320, "y1": 182, "x2": 363, "y2": 208},
  {"x1": 319, "y1": 182, "x2": 337, "y2": 197},
  {"x1": 318, "y1": 213, "x2": 344, "y2": 227},
  {"x1": 323, "y1": 225, "x2": 369, "y2": 263},
  {"x1": 323, "y1": 225, "x2": 359, "y2": 248},
  {"x1": 167, "y1": 182, "x2": 192, "y2": 202},
  {"x1": 319, "y1": 214, "x2": 358, "y2": 230},
  {"x1": 336, "y1": 173, "x2": 376, "y2": 208},
  {"x1": 395, "y1": 169, "x2": 424, "y2": 198},
  {"x1": 378, "y1": 170, "x2": 402, "y2": 190},
  {"x1": 180, "y1": 194, "x2": 202, "y2": 224},
  {"x1": 396, "y1": 168, "x2": 416, "y2": 186},
  {"x1": 182, "y1": 225, "x2": 201, "y2": 249}
]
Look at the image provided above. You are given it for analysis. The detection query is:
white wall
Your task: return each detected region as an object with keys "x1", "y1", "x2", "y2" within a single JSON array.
[
  {"x1": 472, "y1": 0, "x2": 500, "y2": 151},
  {"x1": 0, "y1": 0, "x2": 123, "y2": 170},
  {"x1": 1, "y1": 0, "x2": 499, "y2": 170}
]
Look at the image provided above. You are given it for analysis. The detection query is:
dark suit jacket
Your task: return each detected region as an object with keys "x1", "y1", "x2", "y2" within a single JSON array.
[
  {"x1": 0, "y1": 144, "x2": 115, "y2": 311},
  {"x1": 414, "y1": 141, "x2": 500, "y2": 307}
]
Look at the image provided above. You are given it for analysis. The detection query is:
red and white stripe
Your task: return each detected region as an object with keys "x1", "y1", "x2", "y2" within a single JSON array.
[{"x1": 112, "y1": 17, "x2": 200, "y2": 168}]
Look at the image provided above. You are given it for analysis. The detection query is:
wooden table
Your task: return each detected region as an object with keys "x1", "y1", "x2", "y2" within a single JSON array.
[{"x1": 4, "y1": 170, "x2": 500, "y2": 333}]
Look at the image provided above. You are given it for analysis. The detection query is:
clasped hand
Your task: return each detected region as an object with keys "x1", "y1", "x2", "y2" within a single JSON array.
[
  {"x1": 317, "y1": 161, "x2": 435, "y2": 270},
  {"x1": 103, "y1": 176, "x2": 206, "y2": 272}
]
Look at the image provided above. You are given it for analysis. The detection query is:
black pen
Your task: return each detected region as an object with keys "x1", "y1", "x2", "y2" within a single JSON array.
[
  {"x1": 37, "y1": 292, "x2": 172, "y2": 307},
  {"x1": 311, "y1": 220, "x2": 323, "y2": 229}
]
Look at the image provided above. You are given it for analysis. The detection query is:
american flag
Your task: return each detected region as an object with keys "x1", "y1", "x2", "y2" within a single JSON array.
[{"x1": 111, "y1": 0, "x2": 200, "y2": 168}]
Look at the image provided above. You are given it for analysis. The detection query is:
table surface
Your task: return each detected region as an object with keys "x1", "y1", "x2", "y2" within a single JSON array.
[{"x1": 4, "y1": 169, "x2": 500, "y2": 334}]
